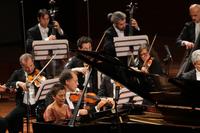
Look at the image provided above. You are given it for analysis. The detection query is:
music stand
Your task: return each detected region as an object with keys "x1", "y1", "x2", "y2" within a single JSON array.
[
  {"x1": 32, "y1": 39, "x2": 68, "y2": 77},
  {"x1": 32, "y1": 39, "x2": 69, "y2": 61},
  {"x1": 35, "y1": 78, "x2": 59, "y2": 102},
  {"x1": 114, "y1": 35, "x2": 149, "y2": 66}
]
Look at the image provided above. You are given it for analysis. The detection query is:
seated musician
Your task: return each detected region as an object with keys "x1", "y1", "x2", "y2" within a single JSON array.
[
  {"x1": 181, "y1": 49, "x2": 200, "y2": 80},
  {"x1": 0, "y1": 53, "x2": 46, "y2": 133},
  {"x1": 43, "y1": 83, "x2": 72, "y2": 123},
  {"x1": 136, "y1": 44, "x2": 164, "y2": 75},
  {"x1": 59, "y1": 69, "x2": 114, "y2": 114},
  {"x1": 65, "y1": 36, "x2": 98, "y2": 94}
]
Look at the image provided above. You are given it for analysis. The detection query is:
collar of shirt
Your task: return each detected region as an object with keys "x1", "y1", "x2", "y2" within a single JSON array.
[
  {"x1": 113, "y1": 24, "x2": 124, "y2": 37},
  {"x1": 38, "y1": 23, "x2": 49, "y2": 40},
  {"x1": 196, "y1": 69, "x2": 200, "y2": 81}
]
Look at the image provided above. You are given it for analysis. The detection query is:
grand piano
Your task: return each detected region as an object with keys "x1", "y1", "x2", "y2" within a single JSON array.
[{"x1": 32, "y1": 50, "x2": 200, "y2": 132}]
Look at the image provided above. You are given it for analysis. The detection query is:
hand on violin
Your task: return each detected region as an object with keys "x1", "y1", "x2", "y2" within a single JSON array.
[
  {"x1": 182, "y1": 41, "x2": 194, "y2": 49},
  {"x1": 130, "y1": 18, "x2": 140, "y2": 30},
  {"x1": 141, "y1": 66, "x2": 149, "y2": 74},
  {"x1": 106, "y1": 97, "x2": 115, "y2": 109},
  {"x1": 78, "y1": 109, "x2": 88, "y2": 116}
]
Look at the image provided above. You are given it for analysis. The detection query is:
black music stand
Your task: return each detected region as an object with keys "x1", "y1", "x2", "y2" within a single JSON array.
[
  {"x1": 32, "y1": 39, "x2": 69, "y2": 78},
  {"x1": 114, "y1": 35, "x2": 149, "y2": 66}
]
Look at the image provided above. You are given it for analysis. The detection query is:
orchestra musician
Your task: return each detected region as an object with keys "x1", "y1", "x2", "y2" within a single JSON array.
[
  {"x1": 181, "y1": 49, "x2": 200, "y2": 80},
  {"x1": 0, "y1": 53, "x2": 46, "y2": 133},
  {"x1": 176, "y1": 4, "x2": 200, "y2": 75},
  {"x1": 136, "y1": 44, "x2": 164, "y2": 75},
  {"x1": 43, "y1": 83, "x2": 72, "y2": 123},
  {"x1": 26, "y1": 8, "x2": 65, "y2": 78},
  {"x1": 58, "y1": 69, "x2": 114, "y2": 115},
  {"x1": 102, "y1": 11, "x2": 141, "y2": 57},
  {"x1": 65, "y1": 36, "x2": 98, "y2": 93}
]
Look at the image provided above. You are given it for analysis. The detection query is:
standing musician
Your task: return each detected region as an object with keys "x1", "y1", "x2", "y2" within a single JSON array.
[
  {"x1": 176, "y1": 4, "x2": 200, "y2": 76},
  {"x1": 26, "y1": 8, "x2": 64, "y2": 53},
  {"x1": 102, "y1": 11, "x2": 141, "y2": 57},
  {"x1": 137, "y1": 44, "x2": 164, "y2": 75},
  {"x1": 26, "y1": 8, "x2": 65, "y2": 78},
  {"x1": 0, "y1": 53, "x2": 46, "y2": 133}
]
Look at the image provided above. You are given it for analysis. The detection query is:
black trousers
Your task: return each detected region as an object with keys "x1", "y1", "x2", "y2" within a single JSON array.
[
  {"x1": 4, "y1": 103, "x2": 36, "y2": 133},
  {"x1": 0, "y1": 117, "x2": 7, "y2": 133}
]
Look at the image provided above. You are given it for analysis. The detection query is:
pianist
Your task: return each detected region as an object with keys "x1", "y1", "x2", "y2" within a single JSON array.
[{"x1": 43, "y1": 83, "x2": 72, "y2": 123}]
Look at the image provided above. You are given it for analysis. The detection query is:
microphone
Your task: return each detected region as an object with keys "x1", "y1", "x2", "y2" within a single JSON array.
[
  {"x1": 164, "y1": 45, "x2": 173, "y2": 61},
  {"x1": 115, "y1": 86, "x2": 120, "y2": 101}
]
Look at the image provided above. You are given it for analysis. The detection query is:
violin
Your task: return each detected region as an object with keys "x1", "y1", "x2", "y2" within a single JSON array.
[
  {"x1": 27, "y1": 69, "x2": 46, "y2": 88},
  {"x1": 141, "y1": 56, "x2": 154, "y2": 73},
  {"x1": 69, "y1": 91, "x2": 100, "y2": 105}
]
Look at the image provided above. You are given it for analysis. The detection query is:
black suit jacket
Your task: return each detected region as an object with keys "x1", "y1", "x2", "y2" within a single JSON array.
[
  {"x1": 176, "y1": 21, "x2": 196, "y2": 46},
  {"x1": 6, "y1": 69, "x2": 26, "y2": 105},
  {"x1": 181, "y1": 69, "x2": 196, "y2": 80},
  {"x1": 98, "y1": 75, "x2": 113, "y2": 98},
  {"x1": 103, "y1": 25, "x2": 140, "y2": 57},
  {"x1": 26, "y1": 24, "x2": 64, "y2": 53}
]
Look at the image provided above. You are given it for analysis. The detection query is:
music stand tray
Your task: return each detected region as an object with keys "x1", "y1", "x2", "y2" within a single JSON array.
[
  {"x1": 35, "y1": 78, "x2": 59, "y2": 102},
  {"x1": 114, "y1": 35, "x2": 149, "y2": 57},
  {"x1": 32, "y1": 39, "x2": 69, "y2": 61}
]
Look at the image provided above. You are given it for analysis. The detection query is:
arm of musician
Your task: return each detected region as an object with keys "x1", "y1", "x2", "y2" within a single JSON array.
[
  {"x1": 130, "y1": 18, "x2": 140, "y2": 31},
  {"x1": 16, "y1": 81, "x2": 28, "y2": 92},
  {"x1": 140, "y1": 66, "x2": 149, "y2": 74},
  {"x1": 181, "y1": 41, "x2": 195, "y2": 49},
  {"x1": 78, "y1": 109, "x2": 88, "y2": 116},
  {"x1": 95, "y1": 97, "x2": 115, "y2": 112},
  {"x1": 53, "y1": 21, "x2": 64, "y2": 35},
  {"x1": 71, "y1": 67, "x2": 88, "y2": 75},
  {"x1": 45, "y1": 35, "x2": 56, "y2": 41}
]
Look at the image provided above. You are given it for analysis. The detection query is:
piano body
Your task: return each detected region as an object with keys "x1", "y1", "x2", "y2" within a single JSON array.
[{"x1": 33, "y1": 51, "x2": 200, "y2": 132}]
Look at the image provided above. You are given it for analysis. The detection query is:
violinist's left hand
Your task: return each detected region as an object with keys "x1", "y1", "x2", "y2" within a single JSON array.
[
  {"x1": 141, "y1": 66, "x2": 149, "y2": 74},
  {"x1": 106, "y1": 97, "x2": 115, "y2": 109},
  {"x1": 130, "y1": 18, "x2": 140, "y2": 30}
]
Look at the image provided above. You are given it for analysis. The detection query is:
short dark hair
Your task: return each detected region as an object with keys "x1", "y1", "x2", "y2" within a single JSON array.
[
  {"x1": 59, "y1": 69, "x2": 73, "y2": 85},
  {"x1": 37, "y1": 9, "x2": 50, "y2": 19},
  {"x1": 50, "y1": 83, "x2": 65, "y2": 97},
  {"x1": 77, "y1": 36, "x2": 92, "y2": 49}
]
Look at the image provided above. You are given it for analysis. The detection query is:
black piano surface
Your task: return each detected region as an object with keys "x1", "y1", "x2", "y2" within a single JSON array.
[{"x1": 32, "y1": 51, "x2": 200, "y2": 132}]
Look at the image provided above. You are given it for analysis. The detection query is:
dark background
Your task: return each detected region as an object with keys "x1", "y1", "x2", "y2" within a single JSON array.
[{"x1": 0, "y1": 0, "x2": 200, "y2": 82}]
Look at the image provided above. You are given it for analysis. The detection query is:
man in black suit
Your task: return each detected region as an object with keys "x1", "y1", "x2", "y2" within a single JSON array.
[
  {"x1": 65, "y1": 36, "x2": 98, "y2": 93},
  {"x1": 181, "y1": 49, "x2": 200, "y2": 80},
  {"x1": 102, "y1": 11, "x2": 140, "y2": 58},
  {"x1": 26, "y1": 8, "x2": 64, "y2": 53},
  {"x1": 26, "y1": 8, "x2": 65, "y2": 78},
  {"x1": 0, "y1": 53, "x2": 45, "y2": 133},
  {"x1": 176, "y1": 4, "x2": 200, "y2": 76}
]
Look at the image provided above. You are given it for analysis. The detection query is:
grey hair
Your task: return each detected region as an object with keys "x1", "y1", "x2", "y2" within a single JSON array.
[
  {"x1": 19, "y1": 53, "x2": 34, "y2": 65},
  {"x1": 110, "y1": 11, "x2": 126, "y2": 24},
  {"x1": 191, "y1": 49, "x2": 200, "y2": 63}
]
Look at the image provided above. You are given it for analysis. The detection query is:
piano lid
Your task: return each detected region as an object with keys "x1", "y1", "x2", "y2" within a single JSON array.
[{"x1": 75, "y1": 50, "x2": 162, "y2": 103}]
